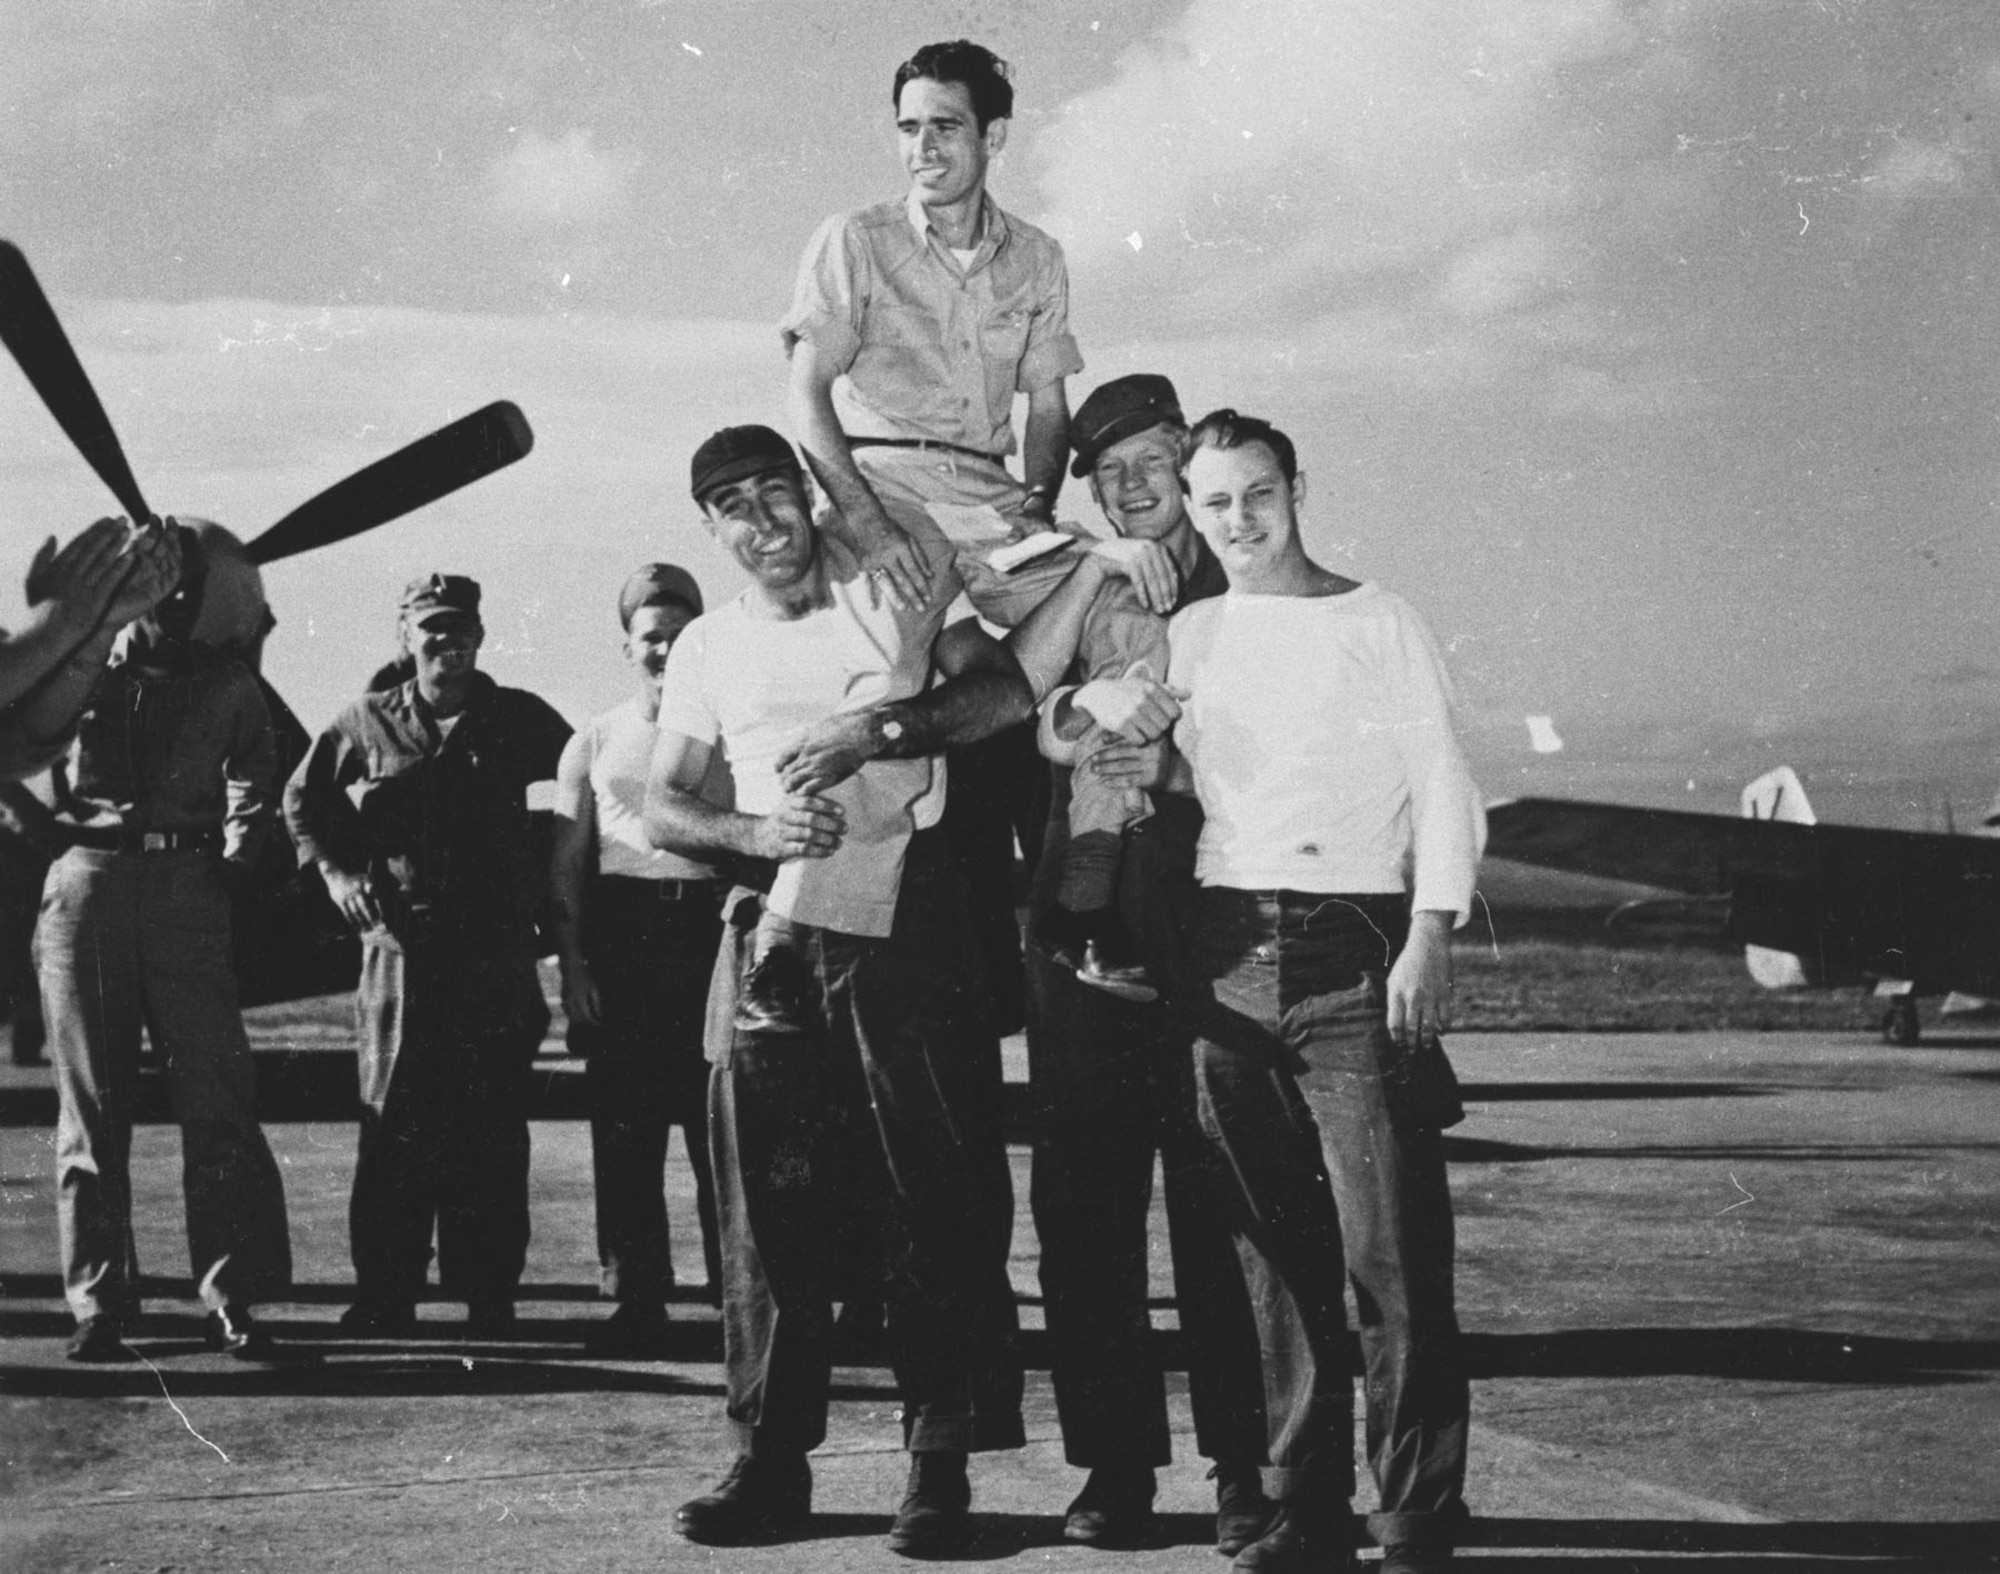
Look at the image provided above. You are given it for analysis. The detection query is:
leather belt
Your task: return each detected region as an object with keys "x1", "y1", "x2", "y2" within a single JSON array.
[
  {"x1": 597, "y1": 873, "x2": 723, "y2": 902},
  {"x1": 850, "y1": 436, "x2": 999, "y2": 465},
  {"x1": 63, "y1": 823, "x2": 222, "y2": 855}
]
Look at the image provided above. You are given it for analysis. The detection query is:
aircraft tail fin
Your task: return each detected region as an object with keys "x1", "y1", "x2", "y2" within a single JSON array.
[
  {"x1": 1741, "y1": 766, "x2": 1814, "y2": 988},
  {"x1": 1742, "y1": 765, "x2": 1816, "y2": 826}
]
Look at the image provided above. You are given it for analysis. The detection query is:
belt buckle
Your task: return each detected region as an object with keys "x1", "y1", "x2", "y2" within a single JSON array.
[{"x1": 141, "y1": 831, "x2": 168, "y2": 853}]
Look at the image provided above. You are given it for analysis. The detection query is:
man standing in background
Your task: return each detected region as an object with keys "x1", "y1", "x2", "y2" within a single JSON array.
[
  {"x1": 550, "y1": 564, "x2": 729, "y2": 1356},
  {"x1": 286, "y1": 573, "x2": 571, "y2": 1341}
]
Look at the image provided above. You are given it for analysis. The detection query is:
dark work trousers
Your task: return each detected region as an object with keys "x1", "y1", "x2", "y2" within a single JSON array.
[
  {"x1": 573, "y1": 873, "x2": 725, "y2": 1303},
  {"x1": 942, "y1": 721, "x2": 1048, "y2": 1038},
  {"x1": 40, "y1": 847, "x2": 292, "y2": 1321},
  {"x1": 708, "y1": 827, "x2": 1025, "y2": 1458},
  {"x1": 350, "y1": 927, "x2": 550, "y2": 1306},
  {"x1": 1026, "y1": 789, "x2": 1266, "y2": 1470},
  {"x1": 1188, "y1": 888, "x2": 1468, "y2": 1553}
]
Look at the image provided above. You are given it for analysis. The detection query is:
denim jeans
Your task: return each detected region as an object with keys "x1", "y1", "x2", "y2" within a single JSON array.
[
  {"x1": 1188, "y1": 887, "x2": 1467, "y2": 1551},
  {"x1": 708, "y1": 827, "x2": 1024, "y2": 1457}
]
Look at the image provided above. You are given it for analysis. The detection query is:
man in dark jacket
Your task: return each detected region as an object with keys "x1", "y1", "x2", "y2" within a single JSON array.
[{"x1": 285, "y1": 573, "x2": 571, "y2": 1338}]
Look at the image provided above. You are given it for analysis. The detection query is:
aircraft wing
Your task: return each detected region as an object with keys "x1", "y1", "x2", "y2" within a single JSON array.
[
  {"x1": 1486, "y1": 796, "x2": 2000, "y2": 995},
  {"x1": 1484, "y1": 797, "x2": 1826, "y2": 894},
  {"x1": 1487, "y1": 796, "x2": 2000, "y2": 892}
]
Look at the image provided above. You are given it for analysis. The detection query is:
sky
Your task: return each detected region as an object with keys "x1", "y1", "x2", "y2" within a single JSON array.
[{"x1": 3, "y1": 0, "x2": 1997, "y2": 827}]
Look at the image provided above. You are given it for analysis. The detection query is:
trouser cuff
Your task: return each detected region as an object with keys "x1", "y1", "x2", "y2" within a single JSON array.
[
  {"x1": 1266, "y1": 1465, "x2": 1352, "y2": 1504},
  {"x1": 1368, "y1": 1505, "x2": 1466, "y2": 1551}
]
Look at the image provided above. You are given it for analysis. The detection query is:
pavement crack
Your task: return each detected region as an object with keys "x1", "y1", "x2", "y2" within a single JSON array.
[{"x1": 131, "y1": 1350, "x2": 231, "y2": 1465}]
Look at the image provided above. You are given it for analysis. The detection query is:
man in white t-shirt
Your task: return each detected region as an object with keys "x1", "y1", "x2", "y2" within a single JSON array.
[
  {"x1": 549, "y1": 564, "x2": 732, "y2": 1357},
  {"x1": 643, "y1": 424, "x2": 1131, "y2": 1559},
  {"x1": 1091, "y1": 410, "x2": 1484, "y2": 1574}
]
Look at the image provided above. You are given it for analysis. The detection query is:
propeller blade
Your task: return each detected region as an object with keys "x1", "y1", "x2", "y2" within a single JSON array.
[
  {"x1": 245, "y1": 400, "x2": 534, "y2": 566},
  {"x1": 0, "y1": 241, "x2": 151, "y2": 523}
]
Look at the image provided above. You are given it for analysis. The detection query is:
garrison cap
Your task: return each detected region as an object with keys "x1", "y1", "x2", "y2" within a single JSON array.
[{"x1": 618, "y1": 563, "x2": 703, "y2": 627}]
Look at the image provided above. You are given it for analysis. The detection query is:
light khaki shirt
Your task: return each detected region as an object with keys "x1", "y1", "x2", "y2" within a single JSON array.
[{"x1": 781, "y1": 191, "x2": 1084, "y2": 459}]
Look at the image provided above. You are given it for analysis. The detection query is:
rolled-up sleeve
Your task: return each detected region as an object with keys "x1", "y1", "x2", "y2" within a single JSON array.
[
  {"x1": 779, "y1": 213, "x2": 865, "y2": 373},
  {"x1": 1016, "y1": 243, "x2": 1083, "y2": 394}
]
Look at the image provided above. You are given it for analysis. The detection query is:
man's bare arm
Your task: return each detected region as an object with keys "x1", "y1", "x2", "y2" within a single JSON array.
[
  {"x1": 774, "y1": 619, "x2": 1033, "y2": 796},
  {"x1": 548, "y1": 735, "x2": 603, "y2": 1026},
  {"x1": 645, "y1": 728, "x2": 845, "y2": 864},
  {"x1": 787, "y1": 340, "x2": 930, "y2": 610},
  {"x1": 1018, "y1": 379, "x2": 1071, "y2": 528}
]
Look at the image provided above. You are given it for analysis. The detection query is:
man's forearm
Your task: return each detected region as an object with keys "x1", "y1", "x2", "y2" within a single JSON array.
[
  {"x1": 1020, "y1": 394, "x2": 1070, "y2": 510},
  {"x1": 875, "y1": 663, "x2": 1032, "y2": 757},
  {"x1": 790, "y1": 362, "x2": 891, "y2": 532},
  {"x1": 11, "y1": 626, "x2": 114, "y2": 745},
  {"x1": 644, "y1": 786, "x2": 767, "y2": 862}
]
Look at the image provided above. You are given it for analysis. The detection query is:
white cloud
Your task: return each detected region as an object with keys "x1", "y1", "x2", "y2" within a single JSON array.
[
  {"x1": 482, "y1": 129, "x2": 640, "y2": 228},
  {"x1": 1031, "y1": 0, "x2": 1724, "y2": 414}
]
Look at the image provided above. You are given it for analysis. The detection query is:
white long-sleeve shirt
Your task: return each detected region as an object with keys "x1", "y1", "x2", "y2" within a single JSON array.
[{"x1": 1167, "y1": 583, "x2": 1485, "y2": 920}]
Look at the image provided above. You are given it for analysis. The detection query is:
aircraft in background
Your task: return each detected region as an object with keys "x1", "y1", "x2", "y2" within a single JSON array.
[
  {"x1": 0, "y1": 241, "x2": 535, "y2": 1025},
  {"x1": 1484, "y1": 766, "x2": 2000, "y2": 1046}
]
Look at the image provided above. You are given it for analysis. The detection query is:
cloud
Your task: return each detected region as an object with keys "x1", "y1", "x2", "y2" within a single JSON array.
[
  {"x1": 1031, "y1": 0, "x2": 1721, "y2": 413},
  {"x1": 482, "y1": 128, "x2": 640, "y2": 229}
]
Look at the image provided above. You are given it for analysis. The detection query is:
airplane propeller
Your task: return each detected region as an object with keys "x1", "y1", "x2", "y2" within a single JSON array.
[{"x1": 0, "y1": 240, "x2": 534, "y2": 573}]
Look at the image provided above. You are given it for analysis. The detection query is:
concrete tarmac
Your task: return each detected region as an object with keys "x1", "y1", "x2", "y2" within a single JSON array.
[{"x1": 2, "y1": 1023, "x2": 1995, "y2": 1572}]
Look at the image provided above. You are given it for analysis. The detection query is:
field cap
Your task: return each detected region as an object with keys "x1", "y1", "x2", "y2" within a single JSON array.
[
  {"x1": 618, "y1": 563, "x2": 703, "y2": 627},
  {"x1": 399, "y1": 572, "x2": 481, "y2": 625},
  {"x1": 1070, "y1": 373, "x2": 1185, "y2": 478},
  {"x1": 690, "y1": 424, "x2": 798, "y2": 503}
]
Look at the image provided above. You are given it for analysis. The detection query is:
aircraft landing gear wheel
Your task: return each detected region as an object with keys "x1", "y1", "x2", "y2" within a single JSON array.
[{"x1": 1881, "y1": 997, "x2": 1920, "y2": 1047}]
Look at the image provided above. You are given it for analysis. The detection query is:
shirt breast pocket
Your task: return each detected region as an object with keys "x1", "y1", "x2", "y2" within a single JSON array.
[{"x1": 981, "y1": 306, "x2": 1031, "y2": 368}]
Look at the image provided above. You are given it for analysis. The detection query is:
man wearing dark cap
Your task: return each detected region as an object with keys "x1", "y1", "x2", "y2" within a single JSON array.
[
  {"x1": 1023, "y1": 374, "x2": 1275, "y2": 1551},
  {"x1": 646, "y1": 424, "x2": 1154, "y2": 1557},
  {"x1": 286, "y1": 573, "x2": 572, "y2": 1339},
  {"x1": 549, "y1": 564, "x2": 729, "y2": 1356}
]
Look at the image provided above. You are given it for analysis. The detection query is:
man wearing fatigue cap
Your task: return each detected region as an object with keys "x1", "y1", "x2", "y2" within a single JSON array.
[
  {"x1": 286, "y1": 572, "x2": 572, "y2": 1340},
  {"x1": 645, "y1": 422, "x2": 1163, "y2": 1557},
  {"x1": 549, "y1": 563, "x2": 730, "y2": 1357},
  {"x1": 1021, "y1": 373, "x2": 1276, "y2": 1551}
]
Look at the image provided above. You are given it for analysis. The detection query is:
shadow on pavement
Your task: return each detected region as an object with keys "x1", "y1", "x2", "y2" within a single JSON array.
[
  {"x1": 1467, "y1": 1327, "x2": 1999, "y2": 1384},
  {"x1": 0, "y1": 1353, "x2": 905, "y2": 1401},
  {"x1": 1447, "y1": 1136, "x2": 2000, "y2": 1162},
  {"x1": 1458, "y1": 1081, "x2": 1772, "y2": 1102}
]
